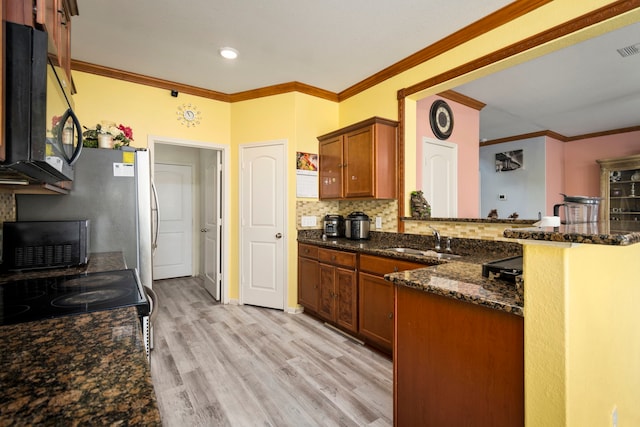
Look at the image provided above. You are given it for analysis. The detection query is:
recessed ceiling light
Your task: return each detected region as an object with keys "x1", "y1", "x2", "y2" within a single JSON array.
[{"x1": 219, "y1": 47, "x2": 238, "y2": 59}]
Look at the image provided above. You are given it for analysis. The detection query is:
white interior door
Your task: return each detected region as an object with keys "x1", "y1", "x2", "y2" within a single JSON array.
[
  {"x1": 153, "y1": 163, "x2": 193, "y2": 279},
  {"x1": 240, "y1": 141, "x2": 286, "y2": 310},
  {"x1": 423, "y1": 137, "x2": 458, "y2": 217},
  {"x1": 202, "y1": 150, "x2": 222, "y2": 300}
]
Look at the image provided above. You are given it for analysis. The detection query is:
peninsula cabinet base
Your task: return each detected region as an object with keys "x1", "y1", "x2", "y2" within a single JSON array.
[{"x1": 394, "y1": 286, "x2": 524, "y2": 427}]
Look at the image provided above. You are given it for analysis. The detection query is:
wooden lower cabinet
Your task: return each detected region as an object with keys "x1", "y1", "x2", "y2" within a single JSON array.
[
  {"x1": 297, "y1": 244, "x2": 319, "y2": 313},
  {"x1": 394, "y1": 285, "x2": 524, "y2": 427},
  {"x1": 359, "y1": 254, "x2": 425, "y2": 354},
  {"x1": 318, "y1": 264, "x2": 358, "y2": 332},
  {"x1": 318, "y1": 249, "x2": 358, "y2": 334}
]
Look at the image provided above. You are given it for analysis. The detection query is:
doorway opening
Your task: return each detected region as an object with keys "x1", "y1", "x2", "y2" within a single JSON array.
[{"x1": 148, "y1": 136, "x2": 230, "y2": 304}]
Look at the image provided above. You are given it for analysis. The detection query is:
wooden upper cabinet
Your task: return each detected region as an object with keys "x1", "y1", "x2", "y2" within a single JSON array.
[
  {"x1": 318, "y1": 135, "x2": 343, "y2": 199},
  {"x1": 35, "y1": 0, "x2": 76, "y2": 86},
  {"x1": 318, "y1": 117, "x2": 398, "y2": 200},
  {"x1": 4, "y1": 0, "x2": 34, "y2": 26}
]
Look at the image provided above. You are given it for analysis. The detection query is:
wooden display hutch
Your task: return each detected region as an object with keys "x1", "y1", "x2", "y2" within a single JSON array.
[{"x1": 597, "y1": 154, "x2": 640, "y2": 227}]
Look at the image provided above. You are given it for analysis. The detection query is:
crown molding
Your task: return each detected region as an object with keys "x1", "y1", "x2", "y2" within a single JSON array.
[
  {"x1": 401, "y1": 0, "x2": 640, "y2": 98},
  {"x1": 71, "y1": 60, "x2": 232, "y2": 102},
  {"x1": 438, "y1": 90, "x2": 486, "y2": 111},
  {"x1": 338, "y1": 0, "x2": 552, "y2": 101},
  {"x1": 479, "y1": 125, "x2": 640, "y2": 146}
]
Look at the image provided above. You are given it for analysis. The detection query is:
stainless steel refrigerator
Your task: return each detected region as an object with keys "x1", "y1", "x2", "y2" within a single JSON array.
[{"x1": 16, "y1": 148, "x2": 156, "y2": 289}]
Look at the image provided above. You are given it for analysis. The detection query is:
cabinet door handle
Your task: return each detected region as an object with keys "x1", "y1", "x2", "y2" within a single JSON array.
[
  {"x1": 388, "y1": 312, "x2": 393, "y2": 319},
  {"x1": 351, "y1": 175, "x2": 357, "y2": 180},
  {"x1": 393, "y1": 266, "x2": 399, "y2": 272}
]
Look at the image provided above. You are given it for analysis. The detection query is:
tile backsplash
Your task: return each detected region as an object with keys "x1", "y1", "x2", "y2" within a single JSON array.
[
  {"x1": 296, "y1": 199, "x2": 398, "y2": 232},
  {"x1": 0, "y1": 193, "x2": 16, "y2": 223},
  {"x1": 296, "y1": 198, "x2": 523, "y2": 241}
]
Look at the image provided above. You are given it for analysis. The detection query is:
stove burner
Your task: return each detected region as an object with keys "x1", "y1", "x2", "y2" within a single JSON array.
[
  {"x1": 53, "y1": 274, "x2": 127, "y2": 290},
  {"x1": 51, "y1": 287, "x2": 133, "y2": 308}
]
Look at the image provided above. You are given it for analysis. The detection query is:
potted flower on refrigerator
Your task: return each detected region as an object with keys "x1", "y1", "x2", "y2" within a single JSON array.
[{"x1": 82, "y1": 121, "x2": 134, "y2": 149}]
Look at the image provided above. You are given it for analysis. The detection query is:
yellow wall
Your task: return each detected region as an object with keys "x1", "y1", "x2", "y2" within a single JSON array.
[
  {"x1": 565, "y1": 243, "x2": 640, "y2": 426},
  {"x1": 524, "y1": 241, "x2": 640, "y2": 427},
  {"x1": 73, "y1": 72, "x2": 231, "y2": 146},
  {"x1": 230, "y1": 93, "x2": 338, "y2": 308}
]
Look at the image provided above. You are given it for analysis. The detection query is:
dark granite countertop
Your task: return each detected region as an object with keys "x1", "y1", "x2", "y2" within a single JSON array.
[
  {"x1": 298, "y1": 231, "x2": 523, "y2": 317},
  {"x1": 0, "y1": 307, "x2": 161, "y2": 426},
  {"x1": 503, "y1": 222, "x2": 640, "y2": 246},
  {"x1": 0, "y1": 252, "x2": 161, "y2": 425}
]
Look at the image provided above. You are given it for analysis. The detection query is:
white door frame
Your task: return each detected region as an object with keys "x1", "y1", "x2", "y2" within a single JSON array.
[
  {"x1": 238, "y1": 139, "x2": 288, "y2": 310},
  {"x1": 148, "y1": 135, "x2": 231, "y2": 304}
]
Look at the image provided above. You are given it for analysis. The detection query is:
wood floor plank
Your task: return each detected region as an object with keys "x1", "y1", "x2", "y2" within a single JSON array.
[{"x1": 150, "y1": 276, "x2": 392, "y2": 426}]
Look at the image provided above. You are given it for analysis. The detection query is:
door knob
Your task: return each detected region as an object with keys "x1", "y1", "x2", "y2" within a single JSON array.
[{"x1": 275, "y1": 233, "x2": 283, "y2": 239}]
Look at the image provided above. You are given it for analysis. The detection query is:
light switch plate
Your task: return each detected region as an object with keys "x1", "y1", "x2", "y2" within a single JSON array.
[{"x1": 375, "y1": 217, "x2": 382, "y2": 229}]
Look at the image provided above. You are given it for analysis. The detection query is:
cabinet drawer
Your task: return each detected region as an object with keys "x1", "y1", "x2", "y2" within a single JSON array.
[
  {"x1": 318, "y1": 248, "x2": 357, "y2": 269},
  {"x1": 360, "y1": 254, "x2": 425, "y2": 276},
  {"x1": 298, "y1": 243, "x2": 318, "y2": 259}
]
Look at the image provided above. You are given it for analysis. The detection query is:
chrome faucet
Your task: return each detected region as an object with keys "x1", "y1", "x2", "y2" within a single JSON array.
[{"x1": 429, "y1": 225, "x2": 441, "y2": 251}]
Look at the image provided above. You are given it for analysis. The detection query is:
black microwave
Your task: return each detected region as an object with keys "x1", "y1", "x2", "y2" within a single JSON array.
[
  {"x1": 2, "y1": 220, "x2": 90, "y2": 271},
  {"x1": 2, "y1": 22, "x2": 83, "y2": 185}
]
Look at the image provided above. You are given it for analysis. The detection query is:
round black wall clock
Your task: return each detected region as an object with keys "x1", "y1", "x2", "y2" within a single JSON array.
[{"x1": 429, "y1": 100, "x2": 454, "y2": 140}]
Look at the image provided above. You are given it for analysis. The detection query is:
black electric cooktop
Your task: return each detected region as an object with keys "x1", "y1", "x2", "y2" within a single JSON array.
[
  {"x1": 482, "y1": 256, "x2": 523, "y2": 283},
  {"x1": 0, "y1": 269, "x2": 149, "y2": 326}
]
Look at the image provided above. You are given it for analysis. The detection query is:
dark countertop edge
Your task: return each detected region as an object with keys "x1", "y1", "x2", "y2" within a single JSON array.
[
  {"x1": 401, "y1": 216, "x2": 536, "y2": 225},
  {"x1": 298, "y1": 236, "x2": 523, "y2": 317},
  {"x1": 503, "y1": 226, "x2": 640, "y2": 246},
  {"x1": 385, "y1": 272, "x2": 524, "y2": 317}
]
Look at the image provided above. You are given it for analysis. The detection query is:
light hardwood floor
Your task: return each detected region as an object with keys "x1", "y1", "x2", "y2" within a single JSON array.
[{"x1": 149, "y1": 276, "x2": 393, "y2": 427}]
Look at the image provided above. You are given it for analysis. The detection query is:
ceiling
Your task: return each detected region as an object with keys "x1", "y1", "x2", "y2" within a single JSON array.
[{"x1": 70, "y1": 1, "x2": 640, "y2": 141}]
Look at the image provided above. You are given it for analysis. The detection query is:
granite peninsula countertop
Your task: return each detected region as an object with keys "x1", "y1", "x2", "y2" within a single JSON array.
[
  {"x1": 298, "y1": 232, "x2": 523, "y2": 317},
  {"x1": 503, "y1": 222, "x2": 640, "y2": 245},
  {"x1": 0, "y1": 308, "x2": 161, "y2": 426},
  {"x1": 0, "y1": 252, "x2": 161, "y2": 425}
]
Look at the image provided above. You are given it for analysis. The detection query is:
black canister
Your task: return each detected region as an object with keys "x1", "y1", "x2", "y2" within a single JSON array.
[{"x1": 323, "y1": 214, "x2": 344, "y2": 237}]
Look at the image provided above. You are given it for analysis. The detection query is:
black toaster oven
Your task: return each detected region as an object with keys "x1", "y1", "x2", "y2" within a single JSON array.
[{"x1": 2, "y1": 220, "x2": 90, "y2": 271}]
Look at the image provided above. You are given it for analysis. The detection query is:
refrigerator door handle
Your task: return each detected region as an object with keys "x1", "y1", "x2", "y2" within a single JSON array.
[{"x1": 151, "y1": 180, "x2": 160, "y2": 255}]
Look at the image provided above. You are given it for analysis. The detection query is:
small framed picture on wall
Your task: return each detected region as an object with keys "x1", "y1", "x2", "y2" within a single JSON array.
[{"x1": 495, "y1": 149, "x2": 523, "y2": 172}]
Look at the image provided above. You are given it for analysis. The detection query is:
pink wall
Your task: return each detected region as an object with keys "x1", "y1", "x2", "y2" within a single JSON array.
[
  {"x1": 416, "y1": 96, "x2": 480, "y2": 217},
  {"x1": 545, "y1": 137, "x2": 565, "y2": 215},
  {"x1": 564, "y1": 130, "x2": 640, "y2": 197}
]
